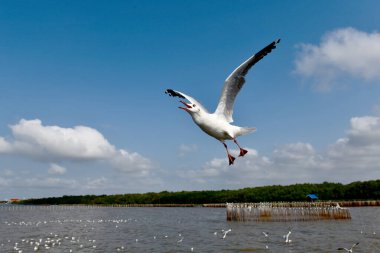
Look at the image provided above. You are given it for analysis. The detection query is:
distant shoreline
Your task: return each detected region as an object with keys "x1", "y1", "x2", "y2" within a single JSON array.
[
  {"x1": 14, "y1": 180, "x2": 380, "y2": 206},
  {"x1": 10, "y1": 200, "x2": 380, "y2": 208}
]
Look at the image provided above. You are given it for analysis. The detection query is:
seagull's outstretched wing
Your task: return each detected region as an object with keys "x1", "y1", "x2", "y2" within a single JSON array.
[
  {"x1": 337, "y1": 243, "x2": 359, "y2": 252},
  {"x1": 214, "y1": 39, "x2": 280, "y2": 123},
  {"x1": 350, "y1": 242, "x2": 359, "y2": 250},
  {"x1": 165, "y1": 89, "x2": 209, "y2": 113}
]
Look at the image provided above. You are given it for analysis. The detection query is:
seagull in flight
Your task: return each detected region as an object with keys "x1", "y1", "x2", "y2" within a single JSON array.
[
  {"x1": 283, "y1": 230, "x2": 292, "y2": 243},
  {"x1": 262, "y1": 232, "x2": 270, "y2": 249},
  {"x1": 337, "y1": 242, "x2": 359, "y2": 252},
  {"x1": 165, "y1": 39, "x2": 280, "y2": 165},
  {"x1": 222, "y1": 229, "x2": 232, "y2": 239}
]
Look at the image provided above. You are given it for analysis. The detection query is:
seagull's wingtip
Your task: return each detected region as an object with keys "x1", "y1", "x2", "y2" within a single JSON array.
[{"x1": 165, "y1": 89, "x2": 186, "y2": 99}]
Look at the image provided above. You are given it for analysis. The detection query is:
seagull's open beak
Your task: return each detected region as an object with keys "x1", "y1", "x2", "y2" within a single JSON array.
[{"x1": 179, "y1": 100, "x2": 192, "y2": 111}]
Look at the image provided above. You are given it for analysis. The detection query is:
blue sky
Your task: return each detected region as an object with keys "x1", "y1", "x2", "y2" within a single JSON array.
[{"x1": 1, "y1": 0, "x2": 380, "y2": 199}]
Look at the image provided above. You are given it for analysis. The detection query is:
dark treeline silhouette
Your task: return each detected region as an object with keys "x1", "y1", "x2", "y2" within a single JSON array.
[{"x1": 20, "y1": 180, "x2": 380, "y2": 205}]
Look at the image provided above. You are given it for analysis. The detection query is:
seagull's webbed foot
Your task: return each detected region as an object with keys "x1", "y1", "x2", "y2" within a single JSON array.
[
  {"x1": 239, "y1": 148, "x2": 248, "y2": 157},
  {"x1": 228, "y1": 154, "x2": 235, "y2": 165},
  {"x1": 223, "y1": 142, "x2": 235, "y2": 165},
  {"x1": 234, "y1": 139, "x2": 248, "y2": 157}
]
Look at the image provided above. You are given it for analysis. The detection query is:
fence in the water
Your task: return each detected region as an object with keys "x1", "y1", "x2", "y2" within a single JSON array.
[{"x1": 226, "y1": 202, "x2": 351, "y2": 221}]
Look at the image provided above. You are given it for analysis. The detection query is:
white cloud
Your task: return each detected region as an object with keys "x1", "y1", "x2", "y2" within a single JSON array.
[
  {"x1": 326, "y1": 116, "x2": 380, "y2": 173},
  {"x1": 273, "y1": 142, "x2": 316, "y2": 162},
  {"x1": 110, "y1": 149, "x2": 152, "y2": 174},
  {"x1": 84, "y1": 177, "x2": 108, "y2": 190},
  {"x1": 48, "y1": 163, "x2": 67, "y2": 175},
  {"x1": 178, "y1": 144, "x2": 198, "y2": 157},
  {"x1": 0, "y1": 172, "x2": 165, "y2": 197},
  {"x1": 23, "y1": 177, "x2": 78, "y2": 189},
  {"x1": 373, "y1": 103, "x2": 380, "y2": 116},
  {"x1": 0, "y1": 119, "x2": 153, "y2": 174},
  {"x1": 182, "y1": 148, "x2": 276, "y2": 187},
  {"x1": 0, "y1": 137, "x2": 11, "y2": 152},
  {"x1": 295, "y1": 27, "x2": 380, "y2": 91},
  {"x1": 185, "y1": 116, "x2": 380, "y2": 187},
  {"x1": 0, "y1": 177, "x2": 9, "y2": 187},
  {"x1": 8, "y1": 119, "x2": 115, "y2": 160},
  {"x1": 346, "y1": 116, "x2": 380, "y2": 145},
  {"x1": 2, "y1": 169, "x2": 14, "y2": 177}
]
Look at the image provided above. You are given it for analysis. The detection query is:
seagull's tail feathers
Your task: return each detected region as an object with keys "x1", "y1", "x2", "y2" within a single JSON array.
[{"x1": 239, "y1": 127, "x2": 256, "y2": 136}]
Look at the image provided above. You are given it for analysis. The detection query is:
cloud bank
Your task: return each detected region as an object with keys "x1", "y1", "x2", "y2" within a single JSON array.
[
  {"x1": 183, "y1": 116, "x2": 380, "y2": 188},
  {"x1": 178, "y1": 144, "x2": 198, "y2": 157},
  {"x1": 0, "y1": 119, "x2": 152, "y2": 174},
  {"x1": 295, "y1": 27, "x2": 380, "y2": 91},
  {"x1": 48, "y1": 163, "x2": 67, "y2": 175},
  {"x1": 2, "y1": 116, "x2": 380, "y2": 195}
]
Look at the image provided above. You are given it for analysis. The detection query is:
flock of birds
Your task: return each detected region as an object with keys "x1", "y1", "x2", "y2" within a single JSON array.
[
  {"x1": 1, "y1": 213, "x2": 369, "y2": 252},
  {"x1": 0, "y1": 224, "x2": 301, "y2": 252},
  {"x1": 1, "y1": 219, "x2": 234, "y2": 252},
  {"x1": 0, "y1": 205, "x2": 378, "y2": 253},
  {"x1": 1, "y1": 218, "x2": 126, "y2": 252},
  {"x1": 4, "y1": 235, "x2": 99, "y2": 252},
  {"x1": 1, "y1": 213, "x2": 239, "y2": 252}
]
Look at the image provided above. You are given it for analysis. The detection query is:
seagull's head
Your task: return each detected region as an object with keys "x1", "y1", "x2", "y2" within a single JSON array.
[
  {"x1": 165, "y1": 89, "x2": 205, "y2": 117},
  {"x1": 178, "y1": 100, "x2": 201, "y2": 115}
]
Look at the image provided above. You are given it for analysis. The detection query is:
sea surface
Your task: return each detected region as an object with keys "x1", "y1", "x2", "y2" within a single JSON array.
[{"x1": 0, "y1": 205, "x2": 379, "y2": 252}]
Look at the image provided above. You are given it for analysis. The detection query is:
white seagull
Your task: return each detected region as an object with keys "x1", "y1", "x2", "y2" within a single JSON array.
[
  {"x1": 262, "y1": 232, "x2": 270, "y2": 249},
  {"x1": 337, "y1": 242, "x2": 359, "y2": 252},
  {"x1": 166, "y1": 39, "x2": 280, "y2": 165},
  {"x1": 222, "y1": 229, "x2": 232, "y2": 239},
  {"x1": 283, "y1": 230, "x2": 292, "y2": 243}
]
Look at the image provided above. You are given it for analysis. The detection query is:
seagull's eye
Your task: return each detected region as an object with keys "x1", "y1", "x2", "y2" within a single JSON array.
[{"x1": 193, "y1": 104, "x2": 196, "y2": 107}]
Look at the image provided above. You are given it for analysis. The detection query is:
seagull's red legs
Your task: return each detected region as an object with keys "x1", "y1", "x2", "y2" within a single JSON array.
[
  {"x1": 234, "y1": 139, "x2": 248, "y2": 157},
  {"x1": 223, "y1": 142, "x2": 235, "y2": 165}
]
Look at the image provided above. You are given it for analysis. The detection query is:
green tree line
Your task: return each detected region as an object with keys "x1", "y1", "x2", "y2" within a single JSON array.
[{"x1": 20, "y1": 180, "x2": 380, "y2": 205}]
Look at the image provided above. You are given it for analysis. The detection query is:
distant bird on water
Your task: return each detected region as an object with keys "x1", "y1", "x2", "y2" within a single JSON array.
[{"x1": 165, "y1": 39, "x2": 280, "y2": 165}]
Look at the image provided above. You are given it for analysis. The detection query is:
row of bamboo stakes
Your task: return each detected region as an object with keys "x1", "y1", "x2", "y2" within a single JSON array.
[{"x1": 226, "y1": 202, "x2": 353, "y2": 221}]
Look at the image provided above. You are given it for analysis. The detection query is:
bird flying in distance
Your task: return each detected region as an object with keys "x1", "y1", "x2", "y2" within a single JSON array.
[{"x1": 337, "y1": 242, "x2": 359, "y2": 252}]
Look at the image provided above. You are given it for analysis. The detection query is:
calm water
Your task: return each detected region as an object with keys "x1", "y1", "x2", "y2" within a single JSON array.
[{"x1": 0, "y1": 205, "x2": 379, "y2": 252}]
